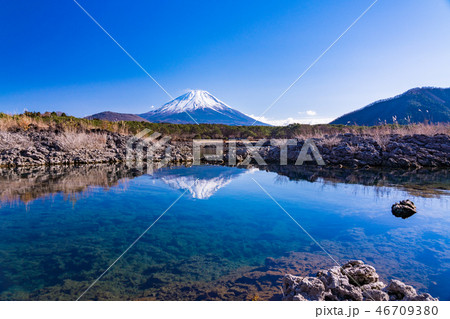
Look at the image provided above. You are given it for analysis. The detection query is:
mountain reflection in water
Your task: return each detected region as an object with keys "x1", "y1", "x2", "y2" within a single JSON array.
[
  {"x1": 0, "y1": 164, "x2": 449, "y2": 301},
  {"x1": 0, "y1": 164, "x2": 448, "y2": 206},
  {"x1": 151, "y1": 166, "x2": 254, "y2": 199}
]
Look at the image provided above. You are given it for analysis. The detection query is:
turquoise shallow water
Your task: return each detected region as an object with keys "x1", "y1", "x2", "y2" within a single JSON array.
[{"x1": 0, "y1": 165, "x2": 449, "y2": 300}]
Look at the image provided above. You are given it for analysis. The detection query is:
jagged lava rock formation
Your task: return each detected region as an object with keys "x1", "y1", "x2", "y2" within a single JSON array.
[{"x1": 282, "y1": 260, "x2": 437, "y2": 301}]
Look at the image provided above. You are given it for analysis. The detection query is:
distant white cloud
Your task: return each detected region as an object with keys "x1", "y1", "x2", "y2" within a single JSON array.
[
  {"x1": 297, "y1": 110, "x2": 317, "y2": 116},
  {"x1": 248, "y1": 114, "x2": 334, "y2": 126}
]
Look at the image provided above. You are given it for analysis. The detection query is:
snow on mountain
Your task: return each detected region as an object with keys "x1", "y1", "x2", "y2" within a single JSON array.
[
  {"x1": 159, "y1": 175, "x2": 233, "y2": 199},
  {"x1": 157, "y1": 90, "x2": 230, "y2": 114},
  {"x1": 150, "y1": 166, "x2": 255, "y2": 199},
  {"x1": 139, "y1": 90, "x2": 269, "y2": 126}
]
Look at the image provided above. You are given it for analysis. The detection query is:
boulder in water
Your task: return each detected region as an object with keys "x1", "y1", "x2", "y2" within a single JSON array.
[{"x1": 392, "y1": 199, "x2": 417, "y2": 219}]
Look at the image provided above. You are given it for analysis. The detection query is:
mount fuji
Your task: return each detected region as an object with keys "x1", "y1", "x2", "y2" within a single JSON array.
[{"x1": 139, "y1": 90, "x2": 268, "y2": 125}]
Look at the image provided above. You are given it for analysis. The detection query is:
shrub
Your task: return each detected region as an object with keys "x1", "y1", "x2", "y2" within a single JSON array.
[{"x1": 56, "y1": 132, "x2": 107, "y2": 151}]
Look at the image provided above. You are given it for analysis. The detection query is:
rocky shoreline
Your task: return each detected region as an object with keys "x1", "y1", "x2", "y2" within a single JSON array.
[
  {"x1": 0, "y1": 129, "x2": 449, "y2": 169},
  {"x1": 283, "y1": 260, "x2": 437, "y2": 301}
]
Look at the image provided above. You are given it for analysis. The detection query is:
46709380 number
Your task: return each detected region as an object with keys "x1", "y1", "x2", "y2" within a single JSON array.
[{"x1": 376, "y1": 306, "x2": 438, "y2": 316}]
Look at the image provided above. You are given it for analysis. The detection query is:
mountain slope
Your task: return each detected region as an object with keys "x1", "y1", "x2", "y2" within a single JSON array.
[
  {"x1": 331, "y1": 87, "x2": 450, "y2": 126},
  {"x1": 139, "y1": 90, "x2": 269, "y2": 126},
  {"x1": 85, "y1": 111, "x2": 149, "y2": 122}
]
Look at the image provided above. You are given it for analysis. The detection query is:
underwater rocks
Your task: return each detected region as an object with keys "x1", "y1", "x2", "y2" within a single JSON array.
[
  {"x1": 16, "y1": 252, "x2": 437, "y2": 301},
  {"x1": 282, "y1": 260, "x2": 437, "y2": 301},
  {"x1": 391, "y1": 200, "x2": 417, "y2": 219},
  {"x1": 138, "y1": 252, "x2": 337, "y2": 301}
]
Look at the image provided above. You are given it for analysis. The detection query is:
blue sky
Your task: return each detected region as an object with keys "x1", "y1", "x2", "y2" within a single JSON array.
[{"x1": 1, "y1": 0, "x2": 449, "y2": 124}]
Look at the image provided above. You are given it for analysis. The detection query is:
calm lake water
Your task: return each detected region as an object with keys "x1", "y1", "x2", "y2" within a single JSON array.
[{"x1": 0, "y1": 164, "x2": 449, "y2": 300}]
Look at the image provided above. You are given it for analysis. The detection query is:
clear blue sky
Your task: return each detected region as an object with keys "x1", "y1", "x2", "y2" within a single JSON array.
[{"x1": 1, "y1": 0, "x2": 449, "y2": 124}]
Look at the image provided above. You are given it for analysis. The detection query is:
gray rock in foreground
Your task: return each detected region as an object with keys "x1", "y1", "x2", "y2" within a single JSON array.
[{"x1": 282, "y1": 260, "x2": 437, "y2": 301}]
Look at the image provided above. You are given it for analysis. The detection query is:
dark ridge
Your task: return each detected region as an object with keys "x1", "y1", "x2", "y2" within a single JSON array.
[{"x1": 331, "y1": 87, "x2": 450, "y2": 126}]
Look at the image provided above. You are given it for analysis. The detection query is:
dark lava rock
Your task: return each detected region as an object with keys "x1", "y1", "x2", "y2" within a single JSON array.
[{"x1": 392, "y1": 199, "x2": 417, "y2": 219}]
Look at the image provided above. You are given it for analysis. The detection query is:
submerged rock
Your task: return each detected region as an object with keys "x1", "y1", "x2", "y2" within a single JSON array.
[
  {"x1": 282, "y1": 260, "x2": 437, "y2": 301},
  {"x1": 392, "y1": 199, "x2": 417, "y2": 219}
]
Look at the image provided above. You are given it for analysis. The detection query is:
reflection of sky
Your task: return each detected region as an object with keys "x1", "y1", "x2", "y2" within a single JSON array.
[
  {"x1": 219, "y1": 169, "x2": 450, "y2": 298},
  {"x1": 1, "y1": 165, "x2": 449, "y2": 300},
  {"x1": 246, "y1": 169, "x2": 450, "y2": 223},
  {"x1": 150, "y1": 166, "x2": 450, "y2": 288}
]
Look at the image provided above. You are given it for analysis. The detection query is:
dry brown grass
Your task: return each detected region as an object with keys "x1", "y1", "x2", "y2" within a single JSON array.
[
  {"x1": 0, "y1": 114, "x2": 50, "y2": 131},
  {"x1": 0, "y1": 114, "x2": 131, "y2": 136},
  {"x1": 295, "y1": 123, "x2": 449, "y2": 147},
  {"x1": 319, "y1": 135, "x2": 343, "y2": 147},
  {"x1": 366, "y1": 123, "x2": 449, "y2": 148},
  {"x1": 108, "y1": 121, "x2": 130, "y2": 135},
  {"x1": 295, "y1": 126, "x2": 360, "y2": 140},
  {"x1": 370, "y1": 132, "x2": 390, "y2": 148},
  {"x1": 1, "y1": 113, "x2": 448, "y2": 142},
  {"x1": 0, "y1": 132, "x2": 33, "y2": 149},
  {"x1": 368, "y1": 123, "x2": 449, "y2": 137},
  {"x1": 56, "y1": 132, "x2": 107, "y2": 151}
]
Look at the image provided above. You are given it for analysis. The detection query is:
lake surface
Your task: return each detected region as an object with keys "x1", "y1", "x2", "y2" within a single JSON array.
[{"x1": 0, "y1": 164, "x2": 449, "y2": 300}]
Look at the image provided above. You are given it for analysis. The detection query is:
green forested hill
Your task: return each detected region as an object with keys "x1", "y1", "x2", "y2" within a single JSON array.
[{"x1": 331, "y1": 87, "x2": 450, "y2": 126}]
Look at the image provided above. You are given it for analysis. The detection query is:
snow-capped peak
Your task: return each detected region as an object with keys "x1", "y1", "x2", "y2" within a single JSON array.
[
  {"x1": 159, "y1": 176, "x2": 233, "y2": 199},
  {"x1": 156, "y1": 90, "x2": 232, "y2": 114}
]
